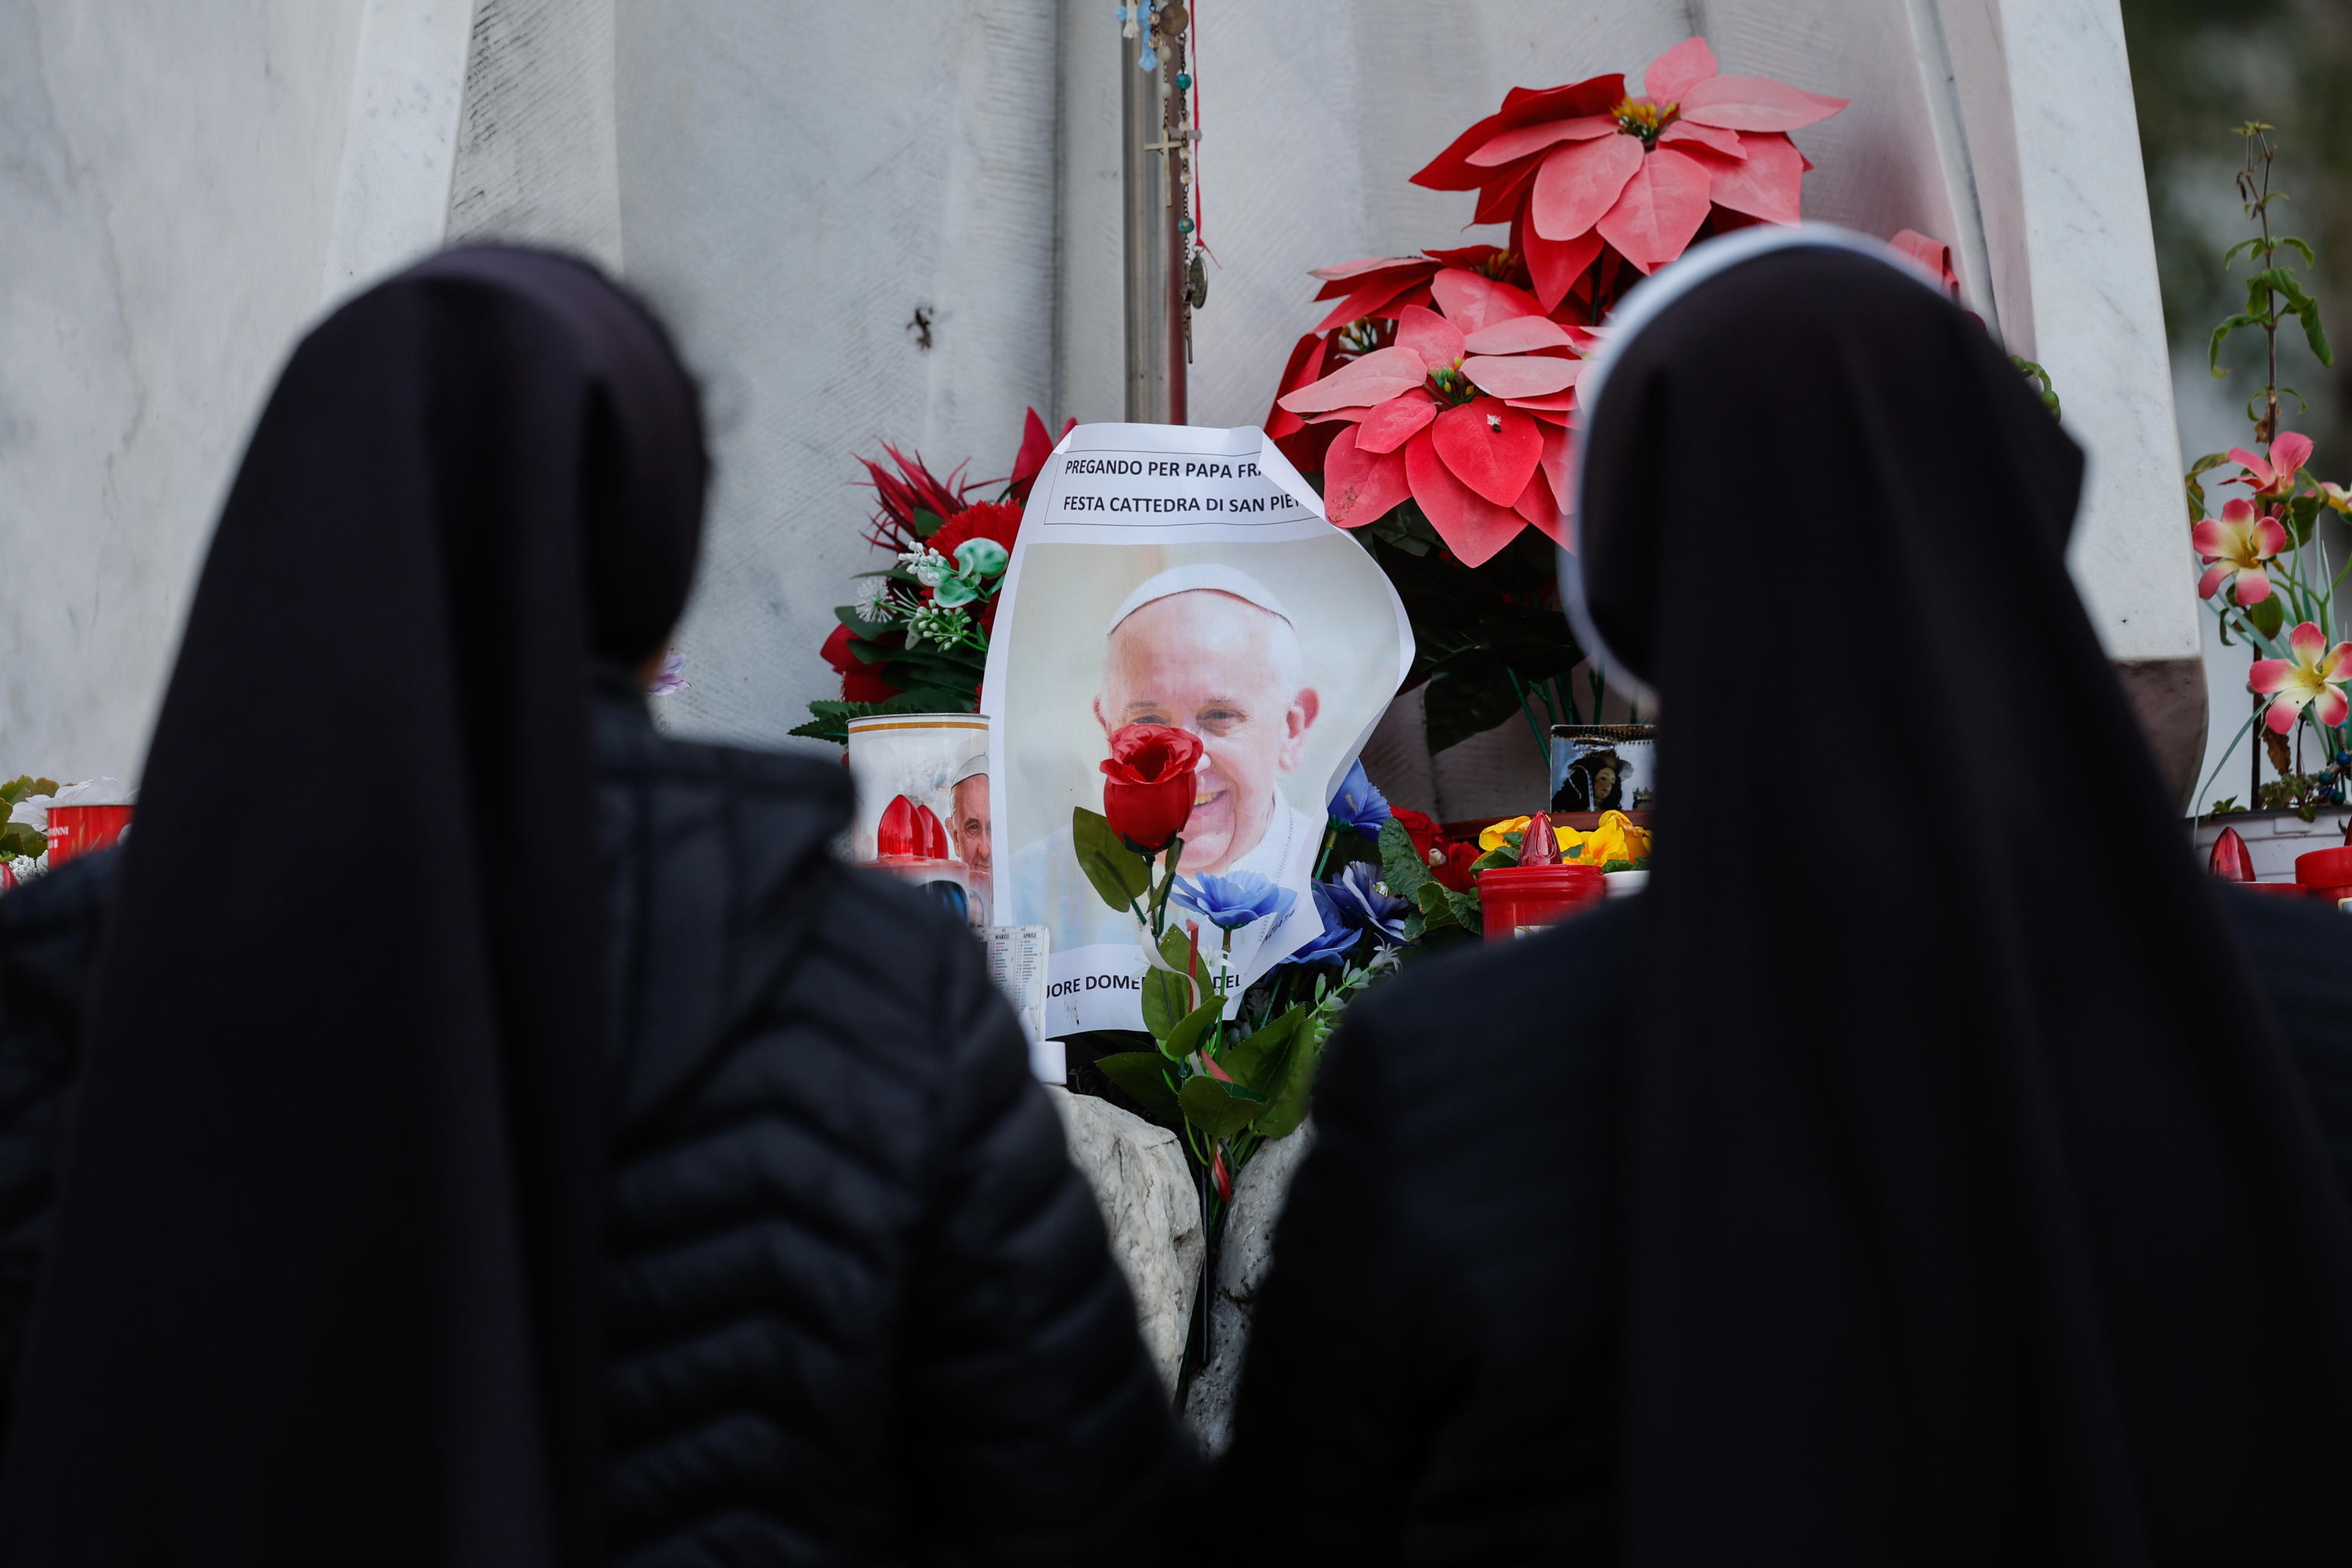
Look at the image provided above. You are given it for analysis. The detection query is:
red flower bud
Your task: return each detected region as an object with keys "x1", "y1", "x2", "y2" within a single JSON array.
[
  {"x1": 1209, "y1": 1145, "x2": 1233, "y2": 1204},
  {"x1": 1099, "y1": 723, "x2": 1204, "y2": 854}
]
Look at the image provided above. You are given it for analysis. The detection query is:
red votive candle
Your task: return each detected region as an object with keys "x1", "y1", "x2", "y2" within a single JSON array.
[
  {"x1": 2295, "y1": 845, "x2": 2352, "y2": 910},
  {"x1": 47, "y1": 805, "x2": 133, "y2": 867},
  {"x1": 1480, "y1": 863, "x2": 1604, "y2": 942}
]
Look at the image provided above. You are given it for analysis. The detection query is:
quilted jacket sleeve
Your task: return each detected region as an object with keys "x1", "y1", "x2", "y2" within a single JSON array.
[
  {"x1": 897, "y1": 929, "x2": 1195, "y2": 1566},
  {"x1": 0, "y1": 851, "x2": 119, "y2": 1454}
]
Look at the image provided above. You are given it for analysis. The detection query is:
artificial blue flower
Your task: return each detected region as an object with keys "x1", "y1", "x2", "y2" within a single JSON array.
[
  {"x1": 1172, "y1": 869, "x2": 1298, "y2": 931},
  {"x1": 1328, "y1": 759, "x2": 1391, "y2": 838},
  {"x1": 1277, "y1": 883, "x2": 1364, "y2": 969},
  {"x1": 1328, "y1": 861, "x2": 1411, "y2": 946}
]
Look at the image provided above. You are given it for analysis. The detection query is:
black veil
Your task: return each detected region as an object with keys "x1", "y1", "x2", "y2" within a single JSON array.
[
  {"x1": 0, "y1": 247, "x2": 706, "y2": 1566},
  {"x1": 1573, "y1": 230, "x2": 2352, "y2": 1562}
]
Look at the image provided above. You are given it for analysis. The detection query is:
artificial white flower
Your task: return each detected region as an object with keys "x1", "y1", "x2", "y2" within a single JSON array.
[{"x1": 905, "y1": 602, "x2": 970, "y2": 650}]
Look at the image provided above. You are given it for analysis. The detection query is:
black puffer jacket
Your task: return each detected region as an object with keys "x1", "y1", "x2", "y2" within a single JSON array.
[{"x1": 0, "y1": 686, "x2": 1192, "y2": 1566}]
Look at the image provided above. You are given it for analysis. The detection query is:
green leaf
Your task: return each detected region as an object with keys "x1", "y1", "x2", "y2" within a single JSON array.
[
  {"x1": 833, "y1": 604, "x2": 897, "y2": 636},
  {"x1": 1377, "y1": 818, "x2": 1434, "y2": 900},
  {"x1": 2249, "y1": 591, "x2": 2286, "y2": 641},
  {"x1": 1073, "y1": 808, "x2": 1151, "y2": 913},
  {"x1": 1161, "y1": 995, "x2": 1224, "y2": 1062},
  {"x1": 1142, "y1": 967, "x2": 1191, "y2": 1040},
  {"x1": 1219, "y1": 1004, "x2": 1309, "y2": 1087},
  {"x1": 2289, "y1": 492, "x2": 2323, "y2": 547},
  {"x1": 2293, "y1": 299, "x2": 2333, "y2": 366},
  {"x1": 1412, "y1": 877, "x2": 1462, "y2": 930},
  {"x1": 1468, "y1": 844, "x2": 1516, "y2": 872},
  {"x1": 1251, "y1": 1024, "x2": 1325, "y2": 1140},
  {"x1": 1178, "y1": 1073, "x2": 1269, "y2": 1140},
  {"x1": 912, "y1": 508, "x2": 946, "y2": 539},
  {"x1": 2184, "y1": 451, "x2": 2234, "y2": 524},
  {"x1": 794, "y1": 687, "x2": 977, "y2": 744},
  {"x1": 2210, "y1": 312, "x2": 2264, "y2": 377},
  {"x1": 1095, "y1": 1052, "x2": 1181, "y2": 1113}
]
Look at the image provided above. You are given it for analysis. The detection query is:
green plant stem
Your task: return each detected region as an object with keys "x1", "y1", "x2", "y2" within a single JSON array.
[{"x1": 1505, "y1": 668, "x2": 1550, "y2": 769}]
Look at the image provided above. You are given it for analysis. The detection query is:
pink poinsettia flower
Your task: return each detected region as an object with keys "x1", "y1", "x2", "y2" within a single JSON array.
[
  {"x1": 2251, "y1": 620, "x2": 2352, "y2": 735},
  {"x1": 2229, "y1": 430, "x2": 2314, "y2": 500},
  {"x1": 1412, "y1": 36, "x2": 1845, "y2": 304},
  {"x1": 1279, "y1": 271, "x2": 1580, "y2": 567},
  {"x1": 2193, "y1": 498, "x2": 2288, "y2": 605},
  {"x1": 1261, "y1": 246, "x2": 1584, "y2": 472}
]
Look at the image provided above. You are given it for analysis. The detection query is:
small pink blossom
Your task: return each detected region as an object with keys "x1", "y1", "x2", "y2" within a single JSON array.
[
  {"x1": 2192, "y1": 498, "x2": 2288, "y2": 606},
  {"x1": 2250, "y1": 620, "x2": 2352, "y2": 735},
  {"x1": 2228, "y1": 430, "x2": 2314, "y2": 501}
]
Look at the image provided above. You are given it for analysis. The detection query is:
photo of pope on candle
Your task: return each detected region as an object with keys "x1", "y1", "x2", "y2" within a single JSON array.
[{"x1": 985, "y1": 423, "x2": 1411, "y2": 1037}]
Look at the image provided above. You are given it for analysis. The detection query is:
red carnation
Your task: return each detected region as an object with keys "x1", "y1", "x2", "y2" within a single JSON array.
[
  {"x1": 925, "y1": 500, "x2": 1022, "y2": 567},
  {"x1": 1100, "y1": 724, "x2": 1204, "y2": 854}
]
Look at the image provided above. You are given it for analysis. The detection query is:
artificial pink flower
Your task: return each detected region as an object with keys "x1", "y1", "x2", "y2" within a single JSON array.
[
  {"x1": 1279, "y1": 271, "x2": 1582, "y2": 566},
  {"x1": 2192, "y1": 498, "x2": 2288, "y2": 605},
  {"x1": 2251, "y1": 620, "x2": 2352, "y2": 735},
  {"x1": 2229, "y1": 430, "x2": 2314, "y2": 500},
  {"x1": 1412, "y1": 37, "x2": 1845, "y2": 302}
]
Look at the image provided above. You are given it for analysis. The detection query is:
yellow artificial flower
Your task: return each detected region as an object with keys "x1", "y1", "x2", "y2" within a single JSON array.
[
  {"x1": 1477, "y1": 814, "x2": 1592, "y2": 858},
  {"x1": 1566, "y1": 810, "x2": 1652, "y2": 866}
]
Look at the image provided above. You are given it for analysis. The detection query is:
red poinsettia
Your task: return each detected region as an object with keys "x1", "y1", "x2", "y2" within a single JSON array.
[
  {"x1": 1278, "y1": 270, "x2": 1583, "y2": 566},
  {"x1": 1411, "y1": 36, "x2": 1844, "y2": 303}
]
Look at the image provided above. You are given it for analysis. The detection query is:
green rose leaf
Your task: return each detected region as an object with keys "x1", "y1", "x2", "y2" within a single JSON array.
[
  {"x1": 1161, "y1": 995, "x2": 1225, "y2": 1062},
  {"x1": 1219, "y1": 1004, "x2": 1308, "y2": 1089},
  {"x1": 1178, "y1": 1073, "x2": 1269, "y2": 1141},
  {"x1": 1073, "y1": 807, "x2": 1151, "y2": 913},
  {"x1": 1251, "y1": 1023, "x2": 1325, "y2": 1140},
  {"x1": 1096, "y1": 1051, "x2": 1181, "y2": 1114}
]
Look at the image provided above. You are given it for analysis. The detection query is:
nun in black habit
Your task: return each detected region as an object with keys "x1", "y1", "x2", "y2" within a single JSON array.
[
  {"x1": 0, "y1": 248, "x2": 1191, "y2": 1566},
  {"x1": 1215, "y1": 228, "x2": 2352, "y2": 1564}
]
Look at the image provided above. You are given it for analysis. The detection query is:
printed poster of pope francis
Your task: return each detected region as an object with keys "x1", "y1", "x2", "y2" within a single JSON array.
[{"x1": 984, "y1": 423, "x2": 1413, "y2": 1037}]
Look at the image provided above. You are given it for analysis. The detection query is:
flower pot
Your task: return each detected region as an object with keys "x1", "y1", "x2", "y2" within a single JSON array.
[
  {"x1": 1479, "y1": 863, "x2": 1604, "y2": 942},
  {"x1": 47, "y1": 804, "x2": 132, "y2": 866},
  {"x1": 2190, "y1": 806, "x2": 2349, "y2": 887}
]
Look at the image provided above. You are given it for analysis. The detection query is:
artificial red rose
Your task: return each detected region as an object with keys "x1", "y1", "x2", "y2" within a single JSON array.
[
  {"x1": 1430, "y1": 838, "x2": 1481, "y2": 893},
  {"x1": 1391, "y1": 807, "x2": 1480, "y2": 892},
  {"x1": 1390, "y1": 806, "x2": 1446, "y2": 860},
  {"x1": 822, "y1": 622, "x2": 902, "y2": 704},
  {"x1": 1099, "y1": 723, "x2": 1204, "y2": 854}
]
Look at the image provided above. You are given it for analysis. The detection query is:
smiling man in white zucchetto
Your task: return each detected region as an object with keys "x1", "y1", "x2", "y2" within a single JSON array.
[{"x1": 1093, "y1": 566, "x2": 1323, "y2": 883}]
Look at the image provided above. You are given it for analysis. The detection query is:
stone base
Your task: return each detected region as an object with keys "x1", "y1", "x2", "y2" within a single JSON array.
[
  {"x1": 1046, "y1": 1087, "x2": 1203, "y2": 1396},
  {"x1": 1182, "y1": 1122, "x2": 1315, "y2": 1455}
]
